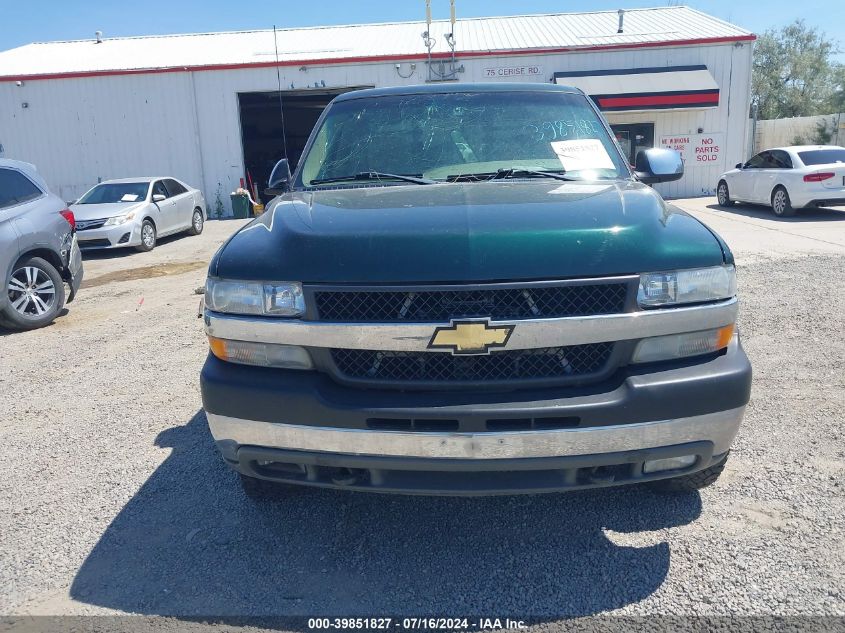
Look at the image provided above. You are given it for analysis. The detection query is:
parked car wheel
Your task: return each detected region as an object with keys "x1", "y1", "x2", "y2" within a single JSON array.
[
  {"x1": 238, "y1": 473, "x2": 298, "y2": 500},
  {"x1": 716, "y1": 180, "x2": 734, "y2": 207},
  {"x1": 188, "y1": 208, "x2": 205, "y2": 236},
  {"x1": 2, "y1": 256, "x2": 66, "y2": 331},
  {"x1": 136, "y1": 219, "x2": 157, "y2": 252},
  {"x1": 649, "y1": 453, "x2": 728, "y2": 492},
  {"x1": 771, "y1": 186, "x2": 795, "y2": 217}
]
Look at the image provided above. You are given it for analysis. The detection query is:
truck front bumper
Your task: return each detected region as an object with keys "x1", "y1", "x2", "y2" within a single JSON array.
[{"x1": 201, "y1": 337, "x2": 751, "y2": 495}]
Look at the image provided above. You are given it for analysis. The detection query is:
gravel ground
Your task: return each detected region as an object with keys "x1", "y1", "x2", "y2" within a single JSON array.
[{"x1": 0, "y1": 203, "x2": 843, "y2": 626}]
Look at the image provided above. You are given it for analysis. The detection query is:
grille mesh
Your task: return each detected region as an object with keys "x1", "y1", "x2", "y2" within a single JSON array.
[
  {"x1": 314, "y1": 283, "x2": 628, "y2": 322},
  {"x1": 331, "y1": 343, "x2": 613, "y2": 384},
  {"x1": 78, "y1": 238, "x2": 112, "y2": 248},
  {"x1": 76, "y1": 219, "x2": 107, "y2": 231}
]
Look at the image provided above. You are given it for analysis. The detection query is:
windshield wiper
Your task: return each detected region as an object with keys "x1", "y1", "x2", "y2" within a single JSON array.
[
  {"x1": 309, "y1": 171, "x2": 435, "y2": 186},
  {"x1": 448, "y1": 168, "x2": 575, "y2": 183},
  {"x1": 493, "y1": 168, "x2": 575, "y2": 181}
]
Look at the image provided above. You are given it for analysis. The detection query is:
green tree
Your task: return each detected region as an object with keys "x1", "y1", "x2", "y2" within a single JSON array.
[
  {"x1": 752, "y1": 20, "x2": 842, "y2": 119},
  {"x1": 828, "y1": 65, "x2": 845, "y2": 113}
]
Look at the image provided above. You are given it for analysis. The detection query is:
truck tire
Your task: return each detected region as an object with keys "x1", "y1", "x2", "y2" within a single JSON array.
[
  {"x1": 649, "y1": 453, "x2": 729, "y2": 492},
  {"x1": 238, "y1": 473, "x2": 298, "y2": 500}
]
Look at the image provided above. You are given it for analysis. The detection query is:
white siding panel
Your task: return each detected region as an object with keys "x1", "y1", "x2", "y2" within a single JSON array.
[{"x1": 0, "y1": 73, "x2": 202, "y2": 201}]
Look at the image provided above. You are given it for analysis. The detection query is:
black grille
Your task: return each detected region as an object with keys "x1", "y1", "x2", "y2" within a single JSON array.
[
  {"x1": 76, "y1": 219, "x2": 107, "y2": 231},
  {"x1": 331, "y1": 343, "x2": 613, "y2": 384},
  {"x1": 314, "y1": 283, "x2": 628, "y2": 322},
  {"x1": 78, "y1": 238, "x2": 112, "y2": 249}
]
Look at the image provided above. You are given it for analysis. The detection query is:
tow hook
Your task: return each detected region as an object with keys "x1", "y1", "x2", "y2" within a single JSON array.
[
  {"x1": 586, "y1": 465, "x2": 616, "y2": 484},
  {"x1": 330, "y1": 467, "x2": 365, "y2": 486}
]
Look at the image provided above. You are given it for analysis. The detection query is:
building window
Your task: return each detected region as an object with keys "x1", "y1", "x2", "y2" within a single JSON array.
[{"x1": 610, "y1": 123, "x2": 655, "y2": 167}]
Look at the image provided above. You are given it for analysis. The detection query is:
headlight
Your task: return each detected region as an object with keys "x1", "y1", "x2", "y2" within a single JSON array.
[
  {"x1": 208, "y1": 336, "x2": 313, "y2": 369},
  {"x1": 104, "y1": 211, "x2": 136, "y2": 226},
  {"x1": 205, "y1": 278, "x2": 305, "y2": 317},
  {"x1": 637, "y1": 265, "x2": 736, "y2": 308},
  {"x1": 632, "y1": 325, "x2": 734, "y2": 364}
]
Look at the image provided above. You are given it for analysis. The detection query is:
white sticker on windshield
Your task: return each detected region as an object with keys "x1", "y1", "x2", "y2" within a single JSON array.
[
  {"x1": 121, "y1": 194, "x2": 139, "y2": 202},
  {"x1": 550, "y1": 139, "x2": 614, "y2": 171}
]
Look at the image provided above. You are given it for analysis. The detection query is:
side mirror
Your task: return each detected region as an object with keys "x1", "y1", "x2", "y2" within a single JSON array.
[
  {"x1": 264, "y1": 159, "x2": 292, "y2": 197},
  {"x1": 735, "y1": 163, "x2": 744, "y2": 169},
  {"x1": 634, "y1": 148, "x2": 684, "y2": 184},
  {"x1": 152, "y1": 194, "x2": 166, "y2": 203}
]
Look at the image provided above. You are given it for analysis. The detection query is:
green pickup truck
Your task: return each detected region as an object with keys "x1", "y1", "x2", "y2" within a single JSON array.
[{"x1": 201, "y1": 83, "x2": 751, "y2": 497}]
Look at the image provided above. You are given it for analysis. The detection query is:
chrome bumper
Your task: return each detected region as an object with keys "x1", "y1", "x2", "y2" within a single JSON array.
[
  {"x1": 77, "y1": 223, "x2": 139, "y2": 248},
  {"x1": 207, "y1": 406, "x2": 745, "y2": 460},
  {"x1": 204, "y1": 298, "x2": 738, "y2": 352}
]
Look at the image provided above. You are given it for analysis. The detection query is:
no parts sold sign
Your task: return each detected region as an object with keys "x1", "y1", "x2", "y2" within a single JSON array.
[{"x1": 658, "y1": 133, "x2": 724, "y2": 167}]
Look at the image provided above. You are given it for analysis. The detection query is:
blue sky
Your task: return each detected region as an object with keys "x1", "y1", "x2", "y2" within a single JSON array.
[{"x1": 1, "y1": 1, "x2": 842, "y2": 60}]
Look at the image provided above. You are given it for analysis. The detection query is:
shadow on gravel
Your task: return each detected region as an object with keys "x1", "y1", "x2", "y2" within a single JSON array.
[
  {"x1": 705, "y1": 203, "x2": 845, "y2": 221},
  {"x1": 0, "y1": 308, "x2": 69, "y2": 337},
  {"x1": 70, "y1": 411, "x2": 702, "y2": 619}
]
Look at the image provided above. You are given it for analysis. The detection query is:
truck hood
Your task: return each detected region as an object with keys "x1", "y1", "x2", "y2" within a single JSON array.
[
  {"x1": 214, "y1": 180, "x2": 727, "y2": 283},
  {"x1": 70, "y1": 202, "x2": 146, "y2": 221}
]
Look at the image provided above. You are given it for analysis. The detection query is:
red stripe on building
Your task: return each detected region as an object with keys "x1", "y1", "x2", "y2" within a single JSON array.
[{"x1": 597, "y1": 92, "x2": 720, "y2": 108}]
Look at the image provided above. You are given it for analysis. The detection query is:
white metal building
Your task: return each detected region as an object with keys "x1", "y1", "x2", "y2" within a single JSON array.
[{"x1": 0, "y1": 6, "x2": 754, "y2": 208}]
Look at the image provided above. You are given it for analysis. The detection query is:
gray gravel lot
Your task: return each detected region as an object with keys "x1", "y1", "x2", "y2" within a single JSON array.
[{"x1": 0, "y1": 202, "x2": 843, "y2": 624}]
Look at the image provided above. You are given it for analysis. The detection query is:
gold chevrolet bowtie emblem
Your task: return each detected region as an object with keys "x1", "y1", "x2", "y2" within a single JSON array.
[{"x1": 428, "y1": 319, "x2": 515, "y2": 355}]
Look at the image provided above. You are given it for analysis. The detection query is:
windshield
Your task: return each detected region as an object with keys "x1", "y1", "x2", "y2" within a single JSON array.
[
  {"x1": 798, "y1": 149, "x2": 845, "y2": 166},
  {"x1": 77, "y1": 182, "x2": 150, "y2": 204},
  {"x1": 297, "y1": 91, "x2": 629, "y2": 187}
]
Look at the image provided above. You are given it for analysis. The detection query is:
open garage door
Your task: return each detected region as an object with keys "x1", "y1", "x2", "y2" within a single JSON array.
[{"x1": 238, "y1": 88, "x2": 367, "y2": 201}]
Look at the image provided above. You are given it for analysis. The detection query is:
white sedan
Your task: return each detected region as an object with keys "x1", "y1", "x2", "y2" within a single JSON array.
[
  {"x1": 71, "y1": 177, "x2": 206, "y2": 251},
  {"x1": 717, "y1": 146, "x2": 845, "y2": 217}
]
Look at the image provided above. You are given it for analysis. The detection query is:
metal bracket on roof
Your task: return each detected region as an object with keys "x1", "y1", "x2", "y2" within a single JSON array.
[{"x1": 422, "y1": 0, "x2": 464, "y2": 83}]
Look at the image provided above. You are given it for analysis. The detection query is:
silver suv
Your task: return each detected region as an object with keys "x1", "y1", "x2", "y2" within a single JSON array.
[{"x1": 0, "y1": 159, "x2": 83, "y2": 331}]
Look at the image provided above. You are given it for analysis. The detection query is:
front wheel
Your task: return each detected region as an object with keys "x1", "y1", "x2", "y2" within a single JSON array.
[
  {"x1": 649, "y1": 453, "x2": 729, "y2": 492},
  {"x1": 2, "y1": 256, "x2": 66, "y2": 331},
  {"x1": 136, "y1": 219, "x2": 157, "y2": 252},
  {"x1": 717, "y1": 181, "x2": 734, "y2": 207},
  {"x1": 188, "y1": 208, "x2": 204, "y2": 236},
  {"x1": 771, "y1": 186, "x2": 795, "y2": 217}
]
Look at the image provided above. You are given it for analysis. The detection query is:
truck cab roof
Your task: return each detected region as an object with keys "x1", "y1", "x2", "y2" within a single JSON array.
[{"x1": 333, "y1": 82, "x2": 583, "y2": 103}]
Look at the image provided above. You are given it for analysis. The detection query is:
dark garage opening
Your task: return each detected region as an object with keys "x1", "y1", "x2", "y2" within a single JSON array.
[{"x1": 238, "y1": 88, "x2": 364, "y2": 202}]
